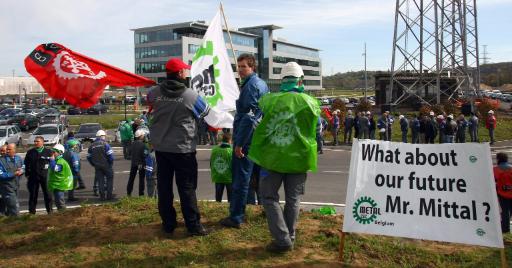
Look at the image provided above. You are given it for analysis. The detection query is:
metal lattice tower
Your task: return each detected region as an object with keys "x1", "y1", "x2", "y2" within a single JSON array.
[{"x1": 388, "y1": 0, "x2": 480, "y2": 106}]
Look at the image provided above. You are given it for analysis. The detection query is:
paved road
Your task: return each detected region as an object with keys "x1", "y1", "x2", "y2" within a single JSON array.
[{"x1": 16, "y1": 141, "x2": 512, "y2": 213}]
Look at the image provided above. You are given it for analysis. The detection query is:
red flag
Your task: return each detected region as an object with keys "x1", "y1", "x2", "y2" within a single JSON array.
[
  {"x1": 322, "y1": 108, "x2": 332, "y2": 122},
  {"x1": 24, "y1": 43, "x2": 156, "y2": 108}
]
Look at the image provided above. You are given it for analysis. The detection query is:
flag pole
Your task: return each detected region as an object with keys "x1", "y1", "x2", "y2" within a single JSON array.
[{"x1": 219, "y1": 2, "x2": 239, "y2": 75}]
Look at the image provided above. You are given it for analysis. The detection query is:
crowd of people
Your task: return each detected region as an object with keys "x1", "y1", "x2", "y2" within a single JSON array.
[
  {"x1": 0, "y1": 54, "x2": 510, "y2": 254},
  {"x1": 323, "y1": 108, "x2": 497, "y2": 145}
]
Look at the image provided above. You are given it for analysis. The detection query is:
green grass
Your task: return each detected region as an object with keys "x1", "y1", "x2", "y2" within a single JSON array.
[{"x1": 0, "y1": 197, "x2": 508, "y2": 267}]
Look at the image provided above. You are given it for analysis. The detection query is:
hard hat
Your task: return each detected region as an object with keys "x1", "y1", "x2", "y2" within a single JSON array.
[
  {"x1": 448, "y1": 114, "x2": 454, "y2": 119},
  {"x1": 135, "y1": 129, "x2": 145, "y2": 138},
  {"x1": 399, "y1": 115, "x2": 404, "y2": 119},
  {"x1": 281, "y1": 62, "x2": 304, "y2": 78},
  {"x1": 366, "y1": 111, "x2": 371, "y2": 115},
  {"x1": 429, "y1": 111, "x2": 435, "y2": 116},
  {"x1": 52, "y1": 144, "x2": 65, "y2": 154},
  {"x1": 437, "y1": 115, "x2": 444, "y2": 120},
  {"x1": 96, "y1": 130, "x2": 106, "y2": 137},
  {"x1": 488, "y1": 110, "x2": 494, "y2": 114}
]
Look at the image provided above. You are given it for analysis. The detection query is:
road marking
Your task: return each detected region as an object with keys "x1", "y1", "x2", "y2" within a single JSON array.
[
  {"x1": 322, "y1": 170, "x2": 349, "y2": 174},
  {"x1": 114, "y1": 171, "x2": 130, "y2": 174}
]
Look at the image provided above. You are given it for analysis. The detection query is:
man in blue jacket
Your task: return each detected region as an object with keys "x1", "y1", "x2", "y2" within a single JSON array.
[
  {"x1": 220, "y1": 54, "x2": 269, "y2": 229},
  {"x1": 87, "y1": 130, "x2": 114, "y2": 200},
  {"x1": 0, "y1": 144, "x2": 24, "y2": 216}
]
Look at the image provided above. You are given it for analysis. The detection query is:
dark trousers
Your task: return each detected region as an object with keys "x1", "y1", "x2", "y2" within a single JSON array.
[
  {"x1": 127, "y1": 165, "x2": 145, "y2": 196},
  {"x1": 68, "y1": 173, "x2": 81, "y2": 199},
  {"x1": 411, "y1": 131, "x2": 419, "y2": 144},
  {"x1": 499, "y1": 195, "x2": 512, "y2": 233},
  {"x1": 215, "y1": 183, "x2": 232, "y2": 202},
  {"x1": 27, "y1": 176, "x2": 52, "y2": 214},
  {"x1": 156, "y1": 151, "x2": 201, "y2": 232},
  {"x1": 0, "y1": 178, "x2": 18, "y2": 216},
  {"x1": 95, "y1": 166, "x2": 114, "y2": 199},
  {"x1": 122, "y1": 140, "x2": 132, "y2": 160}
]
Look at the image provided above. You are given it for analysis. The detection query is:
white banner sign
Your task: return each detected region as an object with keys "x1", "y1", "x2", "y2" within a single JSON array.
[
  {"x1": 343, "y1": 139, "x2": 503, "y2": 248},
  {"x1": 191, "y1": 10, "x2": 239, "y2": 128}
]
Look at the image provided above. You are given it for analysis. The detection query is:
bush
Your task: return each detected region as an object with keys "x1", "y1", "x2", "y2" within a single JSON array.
[
  {"x1": 477, "y1": 98, "x2": 498, "y2": 118},
  {"x1": 443, "y1": 102, "x2": 459, "y2": 116},
  {"x1": 356, "y1": 99, "x2": 372, "y2": 114},
  {"x1": 419, "y1": 105, "x2": 432, "y2": 116}
]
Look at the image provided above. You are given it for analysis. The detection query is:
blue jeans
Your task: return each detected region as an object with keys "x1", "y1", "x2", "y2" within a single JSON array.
[
  {"x1": 229, "y1": 152, "x2": 254, "y2": 224},
  {"x1": 445, "y1": 135, "x2": 454, "y2": 143},
  {"x1": 53, "y1": 190, "x2": 66, "y2": 210},
  {"x1": 0, "y1": 178, "x2": 18, "y2": 216},
  {"x1": 401, "y1": 131, "x2": 408, "y2": 143},
  {"x1": 489, "y1": 128, "x2": 495, "y2": 144},
  {"x1": 95, "y1": 166, "x2": 114, "y2": 199},
  {"x1": 260, "y1": 171, "x2": 306, "y2": 246}
]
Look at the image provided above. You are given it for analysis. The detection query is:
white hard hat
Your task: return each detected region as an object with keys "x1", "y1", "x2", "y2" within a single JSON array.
[
  {"x1": 429, "y1": 111, "x2": 435, "y2": 116},
  {"x1": 366, "y1": 111, "x2": 371, "y2": 115},
  {"x1": 399, "y1": 115, "x2": 404, "y2": 119},
  {"x1": 52, "y1": 144, "x2": 65, "y2": 154},
  {"x1": 135, "y1": 129, "x2": 145, "y2": 138},
  {"x1": 488, "y1": 110, "x2": 494, "y2": 114},
  {"x1": 96, "y1": 130, "x2": 106, "y2": 137},
  {"x1": 281, "y1": 62, "x2": 304, "y2": 78},
  {"x1": 448, "y1": 114, "x2": 454, "y2": 119}
]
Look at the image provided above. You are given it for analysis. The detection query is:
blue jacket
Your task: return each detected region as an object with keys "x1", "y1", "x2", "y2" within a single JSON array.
[
  {"x1": 411, "y1": 118, "x2": 420, "y2": 132},
  {"x1": 145, "y1": 152, "x2": 155, "y2": 179},
  {"x1": 233, "y1": 73, "x2": 269, "y2": 148},
  {"x1": 87, "y1": 138, "x2": 114, "y2": 168},
  {"x1": 0, "y1": 155, "x2": 24, "y2": 181}
]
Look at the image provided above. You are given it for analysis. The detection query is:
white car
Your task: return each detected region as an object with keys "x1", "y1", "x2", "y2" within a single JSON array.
[
  {"x1": 27, "y1": 124, "x2": 68, "y2": 146},
  {"x1": 0, "y1": 125, "x2": 22, "y2": 145}
]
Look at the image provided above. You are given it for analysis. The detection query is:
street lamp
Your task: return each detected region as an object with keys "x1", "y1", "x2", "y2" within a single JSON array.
[{"x1": 363, "y1": 43, "x2": 368, "y2": 100}]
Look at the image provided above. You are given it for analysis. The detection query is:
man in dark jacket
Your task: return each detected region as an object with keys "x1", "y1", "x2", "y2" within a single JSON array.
[
  {"x1": 24, "y1": 136, "x2": 53, "y2": 214},
  {"x1": 147, "y1": 58, "x2": 210, "y2": 236},
  {"x1": 425, "y1": 112, "x2": 438, "y2": 144},
  {"x1": 127, "y1": 129, "x2": 147, "y2": 196},
  {"x1": 87, "y1": 130, "x2": 114, "y2": 200}
]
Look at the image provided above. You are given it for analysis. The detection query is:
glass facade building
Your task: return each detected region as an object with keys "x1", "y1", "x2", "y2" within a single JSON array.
[{"x1": 132, "y1": 22, "x2": 322, "y2": 90}]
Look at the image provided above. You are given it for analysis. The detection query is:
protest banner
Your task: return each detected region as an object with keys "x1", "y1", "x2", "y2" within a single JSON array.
[
  {"x1": 343, "y1": 139, "x2": 503, "y2": 249},
  {"x1": 191, "y1": 9, "x2": 239, "y2": 128}
]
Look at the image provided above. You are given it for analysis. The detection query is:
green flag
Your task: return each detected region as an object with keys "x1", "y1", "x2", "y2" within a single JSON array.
[{"x1": 248, "y1": 92, "x2": 320, "y2": 173}]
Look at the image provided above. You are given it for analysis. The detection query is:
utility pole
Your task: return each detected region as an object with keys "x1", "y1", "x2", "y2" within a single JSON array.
[
  {"x1": 482, "y1": 45, "x2": 490, "y2": 65},
  {"x1": 363, "y1": 42, "x2": 368, "y2": 100}
]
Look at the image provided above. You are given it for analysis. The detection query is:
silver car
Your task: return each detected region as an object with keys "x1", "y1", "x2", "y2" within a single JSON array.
[
  {"x1": 0, "y1": 125, "x2": 22, "y2": 145},
  {"x1": 27, "y1": 124, "x2": 68, "y2": 146}
]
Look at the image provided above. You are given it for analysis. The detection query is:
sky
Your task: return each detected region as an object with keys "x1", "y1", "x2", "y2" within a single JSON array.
[{"x1": 1, "y1": 0, "x2": 511, "y2": 77}]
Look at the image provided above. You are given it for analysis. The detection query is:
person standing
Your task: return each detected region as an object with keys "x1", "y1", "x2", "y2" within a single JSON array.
[
  {"x1": 425, "y1": 112, "x2": 438, "y2": 144},
  {"x1": 444, "y1": 115, "x2": 457, "y2": 143},
  {"x1": 120, "y1": 120, "x2": 134, "y2": 160},
  {"x1": 386, "y1": 112, "x2": 394, "y2": 141},
  {"x1": 353, "y1": 112, "x2": 360, "y2": 140},
  {"x1": 0, "y1": 144, "x2": 24, "y2": 216},
  {"x1": 147, "y1": 58, "x2": 210, "y2": 236},
  {"x1": 399, "y1": 115, "x2": 409, "y2": 143},
  {"x1": 468, "y1": 112, "x2": 479, "y2": 142},
  {"x1": 342, "y1": 110, "x2": 352, "y2": 144},
  {"x1": 248, "y1": 62, "x2": 320, "y2": 253},
  {"x1": 47, "y1": 144, "x2": 73, "y2": 210},
  {"x1": 87, "y1": 130, "x2": 114, "y2": 200},
  {"x1": 0, "y1": 145, "x2": 6, "y2": 215},
  {"x1": 368, "y1": 112, "x2": 376, "y2": 140},
  {"x1": 410, "y1": 115, "x2": 420, "y2": 144},
  {"x1": 24, "y1": 136, "x2": 53, "y2": 214},
  {"x1": 127, "y1": 129, "x2": 147, "y2": 197},
  {"x1": 358, "y1": 111, "x2": 370, "y2": 139},
  {"x1": 486, "y1": 110, "x2": 497, "y2": 145},
  {"x1": 377, "y1": 112, "x2": 388, "y2": 141},
  {"x1": 63, "y1": 139, "x2": 81, "y2": 202},
  {"x1": 456, "y1": 114, "x2": 468, "y2": 143},
  {"x1": 220, "y1": 54, "x2": 269, "y2": 229},
  {"x1": 494, "y1": 152, "x2": 512, "y2": 233},
  {"x1": 437, "y1": 115, "x2": 446, "y2": 144},
  {"x1": 210, "y1": 132, "x2": 233, "y2": 202}
]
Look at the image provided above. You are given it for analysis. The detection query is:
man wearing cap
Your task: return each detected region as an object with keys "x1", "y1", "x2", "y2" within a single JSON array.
[
  {"x1": 24, "y1": 136, "x2": 53, "y2": 214},
  {"x1": 87, "y1": 130, "x2": 114, "y2": 200},
  {"x1": 248, "y1": 62, "x2": 320, "y2": 253},
  {"x1": 220, "y1": 54, "x2": 269, "y2": 229},
  {"x1": 48, "y1": 144, "x2": 73, "y2": 210},
  {"x1": 147, "y1": 58, "x2": 210, "y2": 236},
  {"x1": 127, "y1": 129, "x2": 147, "y2": 197},
  {"x1": 486, "y1": 110, "x2": 497, "y2": 145}
]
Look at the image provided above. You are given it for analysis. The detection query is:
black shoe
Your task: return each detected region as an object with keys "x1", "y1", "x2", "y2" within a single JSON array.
[
  {"x1": 265, "y1": 242, "x2": 293, "y2": 253},
  {"x1": 220, "y1": 217, "x2": 241, "y2": 229},
  {"x1": 67, "y1": 197, "x2": 79, "y2": 202},
  {"x1": 188, "y1": 225, "x2": 209, "y2": 237},
  {"x1": 77, "y1": 185, "x2": 86, "y2": 190},
  {"x1": 162, "y1": 225, "x2": 175, "y2": 234}
]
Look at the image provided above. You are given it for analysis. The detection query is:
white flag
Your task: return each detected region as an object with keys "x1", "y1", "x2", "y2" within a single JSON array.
[{"x1": 191, "y1": 10, "x2": 239, "y2": 128}]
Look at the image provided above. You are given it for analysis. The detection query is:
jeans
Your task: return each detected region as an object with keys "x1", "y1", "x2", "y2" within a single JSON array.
[
  {"x1": 229, "y1": 149, "x2": 254, "y2": 224},
  {"x1": 411, "y1": 131, "x2": 419, "y2": 144},
  {"x1": 147, "y1": 174, "x2": 156, "y2": 197},
  {"x1": 156, "y1": 151, "x2": 201, "y2": 232},
  {"x1": 489, "y1": 128, "x2": 495, "y2": 144},
  {"x1": 95, "y1": 166, "x2": 114, "y2": 199},
  {"x1": 260, "y1": 171, "x2": 306, "y2": 246},
  {"x1": 122, "y1": 140, "x2": 132, "y2": 160},
  {"x1": 127, "y1": 165, "x2": 145, "y2": 196},
  {"x1": 469, "y1": 128, "x2": 478, "y2": 142},
  {"x1": 343, "y1": 128, "x2": 351, "y2": 144},
  {"x1": 369, "y1": 130, "x2": 375, "y2": 140},
  {"x1": 53, "y1": 190, "x2": 66, "y2": 210},
  {"x1": 27, "y1": 175, "x2": 53, "y2": 214},
  {"x1": 445, "y1": 135, "x2": 455, "y2": 143},
  {"x1": 215, "y1": 183, "x2": 232, "y2": 202},
  {"x1": 208, "y1": 131, "x2": 218, "y2": 145},
  {"x1": 0, "y1": 178, "x2": 18, "y2": 216},
  {"x1": 499, "y1": 196, "x2": 512, "y2": 233},
  {"x1": 316, "y1": 134, "x2": 323, "y2": 153},
  {"x1": 401, "y1": 131, "x2": 408, "y2": 143}
]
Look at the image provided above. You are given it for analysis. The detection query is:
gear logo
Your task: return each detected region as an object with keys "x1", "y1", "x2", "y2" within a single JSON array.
[
  {"x1": 213, "y1": 157, "x2": 228, "y2": 174},
  {"x1": 53, "y1": 51, "x2": 106, "y2": 80},
  {"x1": 266, "y1": 111, "x2": 298, "y2": 147},
  {"x1": 352, "y1": 196, "x2": 381, "y2": 224}
]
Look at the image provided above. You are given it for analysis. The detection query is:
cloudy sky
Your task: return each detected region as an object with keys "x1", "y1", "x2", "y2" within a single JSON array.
[{"x1": 1, "y1": 0, "x2": 511, "y2": 77}]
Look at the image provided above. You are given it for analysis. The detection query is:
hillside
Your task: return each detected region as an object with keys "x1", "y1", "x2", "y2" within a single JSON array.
[{"x1": 0, "y1": 198, "x2": 510, "y2": 267}]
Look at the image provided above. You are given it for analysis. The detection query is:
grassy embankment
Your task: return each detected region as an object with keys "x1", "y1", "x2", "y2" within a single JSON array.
[{"x1": 0, "y1": 197, "x2": 510, "y2": 267}]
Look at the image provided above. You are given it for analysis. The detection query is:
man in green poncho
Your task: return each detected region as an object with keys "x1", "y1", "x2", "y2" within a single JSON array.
[
  {"x1": 249, "y1": 62, "x2": 320, "y2": 253},
  {"x1": 47, "y1": 144, "x2": 74, "y2": 210}
]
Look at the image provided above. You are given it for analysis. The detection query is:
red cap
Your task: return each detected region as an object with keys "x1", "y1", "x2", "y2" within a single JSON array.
[{"x1": 165, "y1": 58, "x2": 191, "y2": 73}]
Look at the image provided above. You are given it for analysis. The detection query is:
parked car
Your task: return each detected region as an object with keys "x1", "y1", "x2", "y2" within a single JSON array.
[
  {"x1": 0, "y1": 108, "x2": 22, "y2": 117},
  {"x1": 7, "y1": 113, "x2": 39, "y2": 131},
  {"x1": 86, "y1": 103, "x2": 108, "y2": 115},
  {"x1": 67, "y1": 106, "x2": 84, "y2": 115},
  {"x1": 74, "y1": 123, "x2": 102, "y2": 143},
  {"x1": 39, "y1": 113, "x2": 67, "y2": 126},
  {"x1": 27, "y1": 124, "x2": 68, "y2": 146},
  {"x1": 0, "y1": 115, "x2": 10, "y2": 125},
  {"x1": 0, "y1": 125, "x2": 22, "y2": 145}
]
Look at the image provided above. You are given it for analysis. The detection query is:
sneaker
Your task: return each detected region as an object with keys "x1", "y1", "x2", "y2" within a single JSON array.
[
  {"x1": 188, "y1": 225, "x2": 209, "y2": 237},
  {"x1": 265, "y1": 242, "x2": 293, "y2": 253},
  {"x1": 220, "y1": 217, "x2": 241, "y2": 229}
]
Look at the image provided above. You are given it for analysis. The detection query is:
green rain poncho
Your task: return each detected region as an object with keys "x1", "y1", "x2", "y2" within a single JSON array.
[
  {"x1": 248, "y1": 85, "x2": 320, "y2": 173},
  {"x1": 47, "y1": 156, "x2": 74, "y2": 192}
]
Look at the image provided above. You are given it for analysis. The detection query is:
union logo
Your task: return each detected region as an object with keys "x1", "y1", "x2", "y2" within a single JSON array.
[{"x1": 53, "y1": 51, "x2": 106, "y2": 80}]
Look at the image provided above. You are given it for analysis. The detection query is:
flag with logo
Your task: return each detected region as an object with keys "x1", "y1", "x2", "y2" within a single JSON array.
[
  {"x1": 24, "y1": 43, "x2": 155, "y2": 108},
  {"x1": 191, "y1": 10, "x2": 239, "y2": 128},
  {"x1": 248, "y1": 92, "x2": 320, "y2": 173}
]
